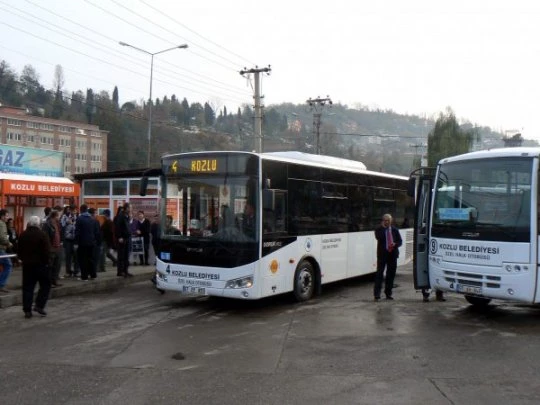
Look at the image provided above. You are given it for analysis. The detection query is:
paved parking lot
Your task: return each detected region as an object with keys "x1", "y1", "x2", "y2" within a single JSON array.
[{"x1": 2, "y1": 263, "x2": 540, "y2": 404}]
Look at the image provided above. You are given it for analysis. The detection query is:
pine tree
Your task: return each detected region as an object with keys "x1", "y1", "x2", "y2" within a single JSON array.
[{"x1": 427, "y1": 108, "x2": 478, "y2": 166}]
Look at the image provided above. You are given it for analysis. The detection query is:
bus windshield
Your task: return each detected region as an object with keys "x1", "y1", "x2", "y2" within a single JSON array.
[
  {"x1": 432, "y1": 157, "x2": 533, "y2": 242},
  {"x1": 163, "y1": 175, "x2": 259, "y2": 243}
]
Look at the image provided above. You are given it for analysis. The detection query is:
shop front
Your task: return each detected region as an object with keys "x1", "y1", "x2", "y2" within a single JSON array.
[{"x1": 0, "y1": 173, "x2": 80, "y2": 232}]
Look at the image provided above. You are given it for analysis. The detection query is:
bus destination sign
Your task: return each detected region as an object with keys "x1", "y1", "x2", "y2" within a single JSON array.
[
  {"x1": 165, "y1": 154, "x2": 256, "y2": 176},
  {"x1": 168, "y1": 158, "x2": 218, "y2": 174},
  {"x1": 190, "y1": 159, "x2": 217, "y2": 173}
]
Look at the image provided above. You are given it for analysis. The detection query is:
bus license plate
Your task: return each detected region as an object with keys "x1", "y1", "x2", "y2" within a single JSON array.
[
  {"x1": 182, "y1": 286, "x2": 206, "y2": 295},
  {"x1": 457, "y1": 284, "x2": 482, "y2": 295}
]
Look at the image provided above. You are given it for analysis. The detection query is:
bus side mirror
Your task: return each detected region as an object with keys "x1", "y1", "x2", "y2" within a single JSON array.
[
  {"x1": 407, "y1": 178, "x2": 416, "y2": 198},
  {"x1": 139, "y1": 168, "x2": 163, "y2": 196}
]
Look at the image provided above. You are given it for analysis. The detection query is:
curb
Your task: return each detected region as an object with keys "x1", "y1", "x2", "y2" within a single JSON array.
[{"x1": 0, "y1": 271, "x2": 154, "y2": 309}]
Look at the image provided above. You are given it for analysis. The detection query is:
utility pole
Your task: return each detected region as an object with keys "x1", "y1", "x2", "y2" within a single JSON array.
[
  {"x1": 306, "y1": 96, "x2": 332, "y2": 154},
  {"x1": 240, "y1": 65, "x2": 271, "y2": 153},
  {"x1": 410, "y1": 142, "x2": 426, "y2": 168}
]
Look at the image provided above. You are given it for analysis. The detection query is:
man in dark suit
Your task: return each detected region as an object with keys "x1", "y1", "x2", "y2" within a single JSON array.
[{"x1": 374, "y1": 213, "x2": 403, "y2": 301}]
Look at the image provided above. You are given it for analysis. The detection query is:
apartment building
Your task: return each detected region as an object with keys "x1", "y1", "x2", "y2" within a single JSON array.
[{"x1": 0, "y1": 105, "x2": 108, "y2": 177}]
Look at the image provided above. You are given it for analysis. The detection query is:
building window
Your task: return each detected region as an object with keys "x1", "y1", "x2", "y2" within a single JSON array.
[
  {"x1": 7, "y1": 118, "x2": 22, "y2": 126},
  {"x1": 25, "y1": 135, "x2": 35, "y2": 143},
  {"x1": 26, "y1": 121, "x2": 39, "y2": 129},
  {"x1": 7, "y1": 132, "x2": 21, "y2": 141},
  {"x1": 39, "y1": 123, "x2": 54, "y2": 131},
  {"x1": 112, "y1": 180, "x2": 127, "y2": 196},
  {"x1": 85, "y1": 180, "x2": 109, "y2": 195}
]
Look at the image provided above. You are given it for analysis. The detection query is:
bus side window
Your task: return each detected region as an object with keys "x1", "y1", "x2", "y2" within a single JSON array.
[{"x1": 263, "y1": 191, "x2": 287, "y2": 234}]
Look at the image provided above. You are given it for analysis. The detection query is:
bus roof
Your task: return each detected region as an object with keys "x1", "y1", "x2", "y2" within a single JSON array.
[
  {"x1": 440, "y1": 147, "x2": 540, "y2": 164},
  {"x1": 262, "y1": 151, "x2": 366, "y2": 170},
  {"x1": 162, "y1": 150, "x2": 408, "y2": 181},
  {"x1": 262, "y1": 151, "x2": 407, "y2": 180}
]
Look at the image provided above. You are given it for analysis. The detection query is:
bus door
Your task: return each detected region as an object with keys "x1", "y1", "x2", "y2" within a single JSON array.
[{"x1": 409, "y1": 171, "x2": 434, "y2": 290}]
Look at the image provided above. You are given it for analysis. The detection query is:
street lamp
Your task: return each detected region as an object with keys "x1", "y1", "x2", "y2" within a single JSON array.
[{"x1": 119, "y1": 41, "x2": 188, "y2": 167}]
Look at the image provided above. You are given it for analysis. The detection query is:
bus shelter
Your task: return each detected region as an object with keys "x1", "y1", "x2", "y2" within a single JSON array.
[{"x1": 0, "y1": 172, "x2": 80, "y2": 232}]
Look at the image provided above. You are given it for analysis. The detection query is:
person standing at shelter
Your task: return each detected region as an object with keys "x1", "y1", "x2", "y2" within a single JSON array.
[
  {"x1": 41, "y1": 207, "x2": 51, "y2": 227},
  {"x1": 18, "y1": 216, "x2": 51, "y2": 318},
  {"x1": 0, "y1": 209, "x2": 13, "y2": 293},
  {"x1": 115, "y1": 203, "x2": 133, "y2": 277},
  {"x1": 99, "y1": 209, "x2": 117, "y2": 272},
  {"x1": 61, "y1": 206, "x2": 78, "y2": 278},
  {"x1": 373, "y1": 213, "x2": 402, "y2": 301},
  {"x1": 75, "y1": 204, "x2": 100, "y2": 281},
  {"x1": 6, "y1": 218, "x2": 19, "y2": 266},
  {"x1": 136, "y1": 210, "x2": 150, "y2": 266},
  {"x1": 88, "y1": 208, "x2": 102, "y2": 275},
  {"x1": 42, "y1": 210, "x2": 63, "y2": 287}
]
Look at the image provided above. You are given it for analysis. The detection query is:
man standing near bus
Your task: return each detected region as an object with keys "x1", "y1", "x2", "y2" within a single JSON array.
[{"x1": 373, "y1": 213, "x2": 402, "y2": 301}]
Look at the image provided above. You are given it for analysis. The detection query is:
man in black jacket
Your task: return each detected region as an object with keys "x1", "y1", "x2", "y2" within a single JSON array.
[
  {"x1": 114, "y1": 203, "x2": 133, "y2": 277},
  {"x1": 18, "y1": 216, "x2": 51, "y2": 318},
  {"x1": 373, "y1": 213, "x2": 403, "y2": 301},
  {"x1": 75, "y1": 204, "x2": 101, "y2": 281}
]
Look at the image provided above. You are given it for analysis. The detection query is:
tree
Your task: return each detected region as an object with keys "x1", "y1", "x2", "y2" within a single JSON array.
[
  {"x1": 85, "y1": 88, "x2": 95, "y2": 124},
  {"x1": 51, "y1": 87, "x2": 64, "y2": 119},
  {"x1": 19, "y1": 65, "x2": 40, "y2": 97},
  {"x1": 181, "y1": 98, "x2": 190, "y2": 126},
  {"x1": 204, "y1": 102, "x2": 215, "y2": 126},
  {"x1": 20, "y1": 64, "x2": 49, "y2": 106},
  {"x1": 0, "y1": 60, "x2": 22, "y2": 106},
  {"x1": 427, "y1": 108, "x2": 478, "y2": 166},
  {"x1": 190, "y1": 102, "x2": 204, "y2": 126},
  {"x1": 52, "y1": 64, "x2": 65, "y2": 91},
  {"x1": 112, "y1": 86, "x2": 119, "y2": 109}
]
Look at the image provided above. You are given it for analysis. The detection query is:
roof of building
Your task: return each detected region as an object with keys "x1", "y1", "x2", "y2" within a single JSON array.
[
  {"x1": 73, "y1": 167, "x2": 160, "y2": 180},
  {"x1": 0, "y1": 172, "x2": 74, "y2": 184}
]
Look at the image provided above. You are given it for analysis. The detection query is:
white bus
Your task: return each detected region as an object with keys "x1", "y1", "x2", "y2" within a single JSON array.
[
  {"x1": 143, "y1": 151, "x2": 414, "y2": 301},
  {"x1": 410, "y1": 147, "x2": 539, "y2": 306}
]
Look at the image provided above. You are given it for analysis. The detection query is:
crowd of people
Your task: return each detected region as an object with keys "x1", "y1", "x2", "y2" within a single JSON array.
[
  {"x1": 0, "y1": 203, "x2": 162, "y2": 318},
  {"x1": 0, "y1": 207, "x2": 446, "y2": 318}
]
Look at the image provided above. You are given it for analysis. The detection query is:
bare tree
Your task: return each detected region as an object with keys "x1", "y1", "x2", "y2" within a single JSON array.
[{"x1": 52, "y1": 64, "x2": 65, "y2": 91}]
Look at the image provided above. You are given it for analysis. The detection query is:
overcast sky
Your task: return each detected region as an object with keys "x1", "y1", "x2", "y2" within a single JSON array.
[{"x1": 1, "y1": 0, "x2": 539, "y2": 141}]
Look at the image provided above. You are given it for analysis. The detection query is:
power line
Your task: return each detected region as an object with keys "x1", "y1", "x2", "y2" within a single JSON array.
[
  {"x1": 138, "y1": 0, "x2": 255, "y2": 67},
  {"x1": 22, "y1": 0, "x2": 247, "y2": 95},
  {"x1": 0, "y1": 44, "x2": 143, "y2": 96},
  {"x1": 0, "y1": 22, "x2": 247, "y2": 105},
  {"x1": 84, "y1": 0, "x2": 240, "y2": 73},
  {"x1": 109, "y1": 0, "x2": 246, "y2": 70}
]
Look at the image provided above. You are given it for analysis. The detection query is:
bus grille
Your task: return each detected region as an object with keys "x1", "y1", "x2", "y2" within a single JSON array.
[{"x1": 443, "y1": 270, "x2": 501, "y2": 289}]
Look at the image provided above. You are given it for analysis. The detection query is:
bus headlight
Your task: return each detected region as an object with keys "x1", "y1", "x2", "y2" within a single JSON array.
[{"x1": 225, "y1": 276, "x2": 253, "y2": 289}]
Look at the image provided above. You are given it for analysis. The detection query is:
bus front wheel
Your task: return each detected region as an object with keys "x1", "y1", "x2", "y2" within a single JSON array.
[
  {"x1": 294, "y1": 261, "x2": 315, "y2": 302},
  {"x1": 465, "y1": 295, "x2": 491, "y2": 307}
]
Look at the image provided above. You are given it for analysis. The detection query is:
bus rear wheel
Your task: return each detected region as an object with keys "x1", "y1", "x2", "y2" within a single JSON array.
[
  {"x1": 294, "y1": 261, "x2": 315, "y2": 302},
  {"x1": 465, "y1": 295, "x2": 491, "y2": 307}
]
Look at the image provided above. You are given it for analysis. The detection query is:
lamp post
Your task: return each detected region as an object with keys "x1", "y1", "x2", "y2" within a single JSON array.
[{"x1": 119, "y1": 42, "x2": 188, "y2": 167}]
